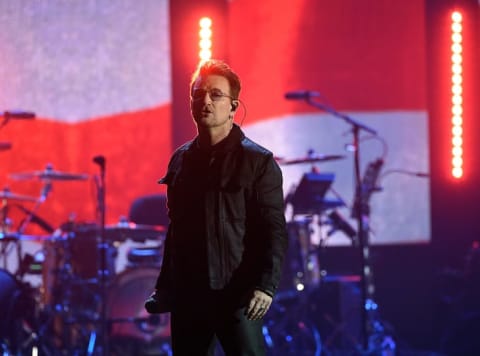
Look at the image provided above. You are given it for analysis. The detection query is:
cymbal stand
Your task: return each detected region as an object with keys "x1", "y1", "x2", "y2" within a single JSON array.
[
  {"x1": 0, "y1": 196, "x2": 25, "y2": 277},
  {"x1": 12, "y1": 181, "x2": 51, "y2": 279},
  {"x1": 1, "y1": 196, "x2": 11, "y2": 269},
  {"x1": 302, "y1": 97, "x2": 393, "y2": 353},
  {"x1": 17, "y1": 180, "x2": 51, "y2": 235},
  {"x1": 93, "y1": 155, "x2": 109, "y2": 355}
]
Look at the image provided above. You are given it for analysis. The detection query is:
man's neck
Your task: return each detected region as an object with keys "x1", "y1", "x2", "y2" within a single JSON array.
[{"x1": 197, "y1": 124, "x2": 233, "y2": 147}]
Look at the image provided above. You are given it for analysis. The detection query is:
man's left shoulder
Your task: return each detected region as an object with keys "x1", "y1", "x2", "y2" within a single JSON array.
[{"x1": 240, "y1": 136, "x2": 273, "y2": 158}]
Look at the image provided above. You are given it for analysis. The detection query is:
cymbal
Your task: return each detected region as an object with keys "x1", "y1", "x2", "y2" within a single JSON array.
[
  {"x1": 0, "y1": 188, "x2": 37, "y2": 202},
  {"x1": 277, "y1": 154, "x2": 346, "y2": 165},
  {"x1": 10, "y1": 164, "x2": 89, "y2": 181}
]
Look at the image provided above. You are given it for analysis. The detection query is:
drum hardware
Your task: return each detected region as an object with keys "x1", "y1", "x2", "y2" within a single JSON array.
[
  {"x1": 18, "y1": 251, "x2": 43, "y2": 276},
  {"x1": 0, "y1": 187, "x2": 37, "y2": 237},
  {"x1": 325, "y1": 210, "x2": 357, "y2": 243},
  {"x1": 1, "y1": 183, "x2": 51, "y2": 274},
  {"x1": 282, "y1": 170, "x2": 347, "y2": 292},
  {"x1": 92, "y1": 154, "x2": 110, "y2": 356},
  {"x1": 1, "y1": 232, "x2": 48, "y2": 273},
  {"x1": 38, "y1": 229, "x2": 113, "y2": 355},
  {"x1": 2, "y1": 163, "x2": 169, "y2": 354},
  {"x1": 15, "y1": 204, "x2": 55, "y2": 234},
  {"x1": 263, "y1": 283, "x2": 323, "y2": 356},
  {"x1": 286, "y1": 172, "x2": 345, "y2": 216},
  {"x1": 286, "y1": 91, "x2": 395, "y2": 354},
  {"x1": 0, "y1": 171, "x2": 59, "y2": 251},
  {"x1": 1, "y1": 164, "x2": 166, "y2": 354},
  {"x1": 350, "y1": 158, "x2": 384, "y2": 220}
]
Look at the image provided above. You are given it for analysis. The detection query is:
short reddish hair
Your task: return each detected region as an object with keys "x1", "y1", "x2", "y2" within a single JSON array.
[{"x1": 190, "y1": 59, "x2": 241, "y2": 100}]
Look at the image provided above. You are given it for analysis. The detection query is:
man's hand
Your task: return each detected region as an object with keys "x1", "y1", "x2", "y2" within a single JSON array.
[
  {"x1": 246, "y1": 289, "x2": 272, "y2": 320},
  {"x1": 144, "y1": 289, "x2": 172, "y2": 314}
]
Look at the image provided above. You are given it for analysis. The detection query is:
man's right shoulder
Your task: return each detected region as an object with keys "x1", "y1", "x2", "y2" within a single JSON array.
[
  {"x1": 172, "y1": 140, "x2": 195, "y2": 156},
  {"x1": 168, "y1": 140, "x2": 196, "y2": 164},
  {"x1": 158, "y1": 140, "x2": 194, "y2": 184}
]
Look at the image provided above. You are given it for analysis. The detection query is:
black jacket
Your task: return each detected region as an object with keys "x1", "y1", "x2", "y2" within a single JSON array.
[{"x1": 156, "y1": 125, "x2": 288, "y2": 304}]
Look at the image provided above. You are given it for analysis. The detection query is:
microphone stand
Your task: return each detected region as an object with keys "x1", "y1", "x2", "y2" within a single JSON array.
[
  {"x1": 304, "y1": 97, "x2": 377, "y2": 352},
  {"x1": 93, "y1": 155, "x2": 109, "y2": 356}
]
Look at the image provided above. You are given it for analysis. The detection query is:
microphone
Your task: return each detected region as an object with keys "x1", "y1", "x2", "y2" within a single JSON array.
[
  {"x1": 93, "y1": 155, "x2": 106, "y2": 169},
  {"x1": 3, "y1": 111, "x2": 36, "y2": 119},
  {"x1": 285, "y1": 90, "x2": 320, "y2": 100}
]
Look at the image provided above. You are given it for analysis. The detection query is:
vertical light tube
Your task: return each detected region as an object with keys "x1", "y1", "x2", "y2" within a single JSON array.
[
  {"x1": 199, "y1": 17, "x2": 212, "y2": 62},
  {"x1": 450, "y1": 11, "x2": 464, "y2": 179}
]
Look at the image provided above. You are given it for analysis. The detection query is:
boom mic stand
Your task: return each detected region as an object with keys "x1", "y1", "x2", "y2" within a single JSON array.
[
  {"x1": 290, "y1": 93, "x2": 377, "y2": 352},
  {"x1": 93, "y1": 155, "x2": 109, "y2": 355}
]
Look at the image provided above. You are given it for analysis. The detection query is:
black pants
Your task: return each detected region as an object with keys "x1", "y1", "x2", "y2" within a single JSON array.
[{"x1": 170, "y1": 289, "x2": 265, "y2": 356}]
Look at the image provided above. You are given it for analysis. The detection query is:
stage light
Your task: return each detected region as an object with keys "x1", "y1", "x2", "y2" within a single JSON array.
[
  {"x1": 452, "y1": 136, "x2": 463, "y2": 146},
  {"x1": 450, "y1": 10, "x2": 464, "y2": 179},
  {"x1": 452, "y1": 126, "x2": 463, "y2": 136},
  {"x1": 451, "y1": 22, "x2": 462, "y2": 32},
  {"x1": 452, "y1": 167, "x2": 463, "y2": 178},
  {"x1": 452, "y1": 115, "x2": 462, "y2": 126},
  {"x1": 199, "y1": 17, "x2": 212, "y2": 28},
  {"x1": 451, "y1": 104, "x2": 463, "y2": 115},
  {"x1": 452, "y1": 146, "x2": 463, "y2": 156},
  {"x1": 451, "y1": 64, "x2": 462, "y2": 74},
  {"x1": 198, "y1": 17, "x2": 212, "y2": 62},
  {"x1": 452, "y1": 95, "x2": 462, "y2": 105}
]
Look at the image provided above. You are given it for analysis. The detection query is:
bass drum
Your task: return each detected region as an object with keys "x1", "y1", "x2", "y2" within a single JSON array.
[{"x1": 108, "y1": 267, "x2": 171, "y2": 355}]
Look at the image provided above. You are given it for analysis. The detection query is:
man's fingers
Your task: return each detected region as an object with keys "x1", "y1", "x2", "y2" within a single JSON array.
[
  {"x1": 246, "y1": 302, "x2": 271, "y2": 320},
  {"x1": 245, "y1": 289, "x2": 273, "y2": 320}
]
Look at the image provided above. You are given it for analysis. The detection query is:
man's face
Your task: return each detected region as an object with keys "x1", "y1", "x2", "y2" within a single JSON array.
[{"x1": 191, "y1": 74, "x2": 233, "y2": 129}]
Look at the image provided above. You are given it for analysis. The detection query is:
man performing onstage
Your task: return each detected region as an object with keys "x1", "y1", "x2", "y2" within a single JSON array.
[{"x1": 145, "y1": 59, "x2": 288, "y2": 355}]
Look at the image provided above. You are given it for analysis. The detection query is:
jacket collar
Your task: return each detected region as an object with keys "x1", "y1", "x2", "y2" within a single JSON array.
[{"x1": 191, "y1": 124, "x2": 245, "y2": 156}]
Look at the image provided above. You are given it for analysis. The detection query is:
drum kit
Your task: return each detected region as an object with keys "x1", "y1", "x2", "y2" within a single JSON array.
[{"x1": 0, "y1": 164, "x2": 169, "y2": 355}]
